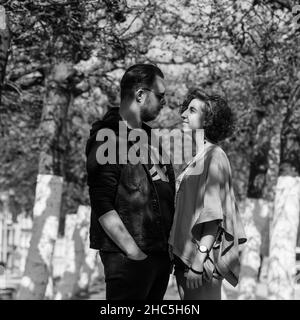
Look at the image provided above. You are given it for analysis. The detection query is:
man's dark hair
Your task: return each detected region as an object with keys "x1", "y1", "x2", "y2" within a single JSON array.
[
  {"x1": 120, "y1": 63, "x2": 164, "y2": 100},
  {"x1": 180, "y1": 88, "x2": 235, "y2": 143}
]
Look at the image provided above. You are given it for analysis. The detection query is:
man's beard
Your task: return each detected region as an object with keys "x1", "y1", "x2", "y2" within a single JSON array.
[{"x1": 141, "y1": 107, "x2": 158, "y2": 122}]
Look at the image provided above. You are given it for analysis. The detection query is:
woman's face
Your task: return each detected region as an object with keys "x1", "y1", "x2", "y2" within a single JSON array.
[{"x1": 181, "y1": 98, "x2": 206, "y2": 130}]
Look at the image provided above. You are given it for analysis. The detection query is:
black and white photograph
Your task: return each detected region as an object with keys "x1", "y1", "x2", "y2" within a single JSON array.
[{"x1": 0, "y1": 0, "x2": 300, "y2": 305}]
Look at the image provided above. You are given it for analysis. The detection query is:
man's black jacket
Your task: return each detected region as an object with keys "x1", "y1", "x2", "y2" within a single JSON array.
[{"x1": 85, "y1": 108, "x2": 175, "y2": 253}]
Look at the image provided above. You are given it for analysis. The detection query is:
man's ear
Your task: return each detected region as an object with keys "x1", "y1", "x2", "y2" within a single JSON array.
[{"x1": 135, "y1": 89, "x2": 145, "y2": 103}]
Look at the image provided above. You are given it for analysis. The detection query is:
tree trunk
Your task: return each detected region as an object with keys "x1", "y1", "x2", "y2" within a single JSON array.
[
  {"x1": 73, "y1": 206, "x2": 98, "y2": 296},
  {"x1": 54, "y1": 205, "x2": 93, "y2": 300},
  {"x1": 238, "y1": 198, "x2": 270, "y2": 299},
  {"x1": 17, "y1": 175, "x2": 63, "y2": 300},
  {"x1": 17, "y1": 63, "x2": 73, "y2": 300},
  {"x1": 263, "y1": 121, "x2": 282, "y2": 202},
  {"x1": 237, "y1": 109, "x2": 272, "y2": 299},
  {"x1": 267, "y1": 88, "x2": 300, "y2": 299},
  {"x1": 76, "y1": 248, "x2": 98, "y2": 296},
  {"x1": 267, "y1": 176, "x2": 300, "y2": 299},
  {"x1": 53, "y1": 213, "x2": 78, "y2": 300}
]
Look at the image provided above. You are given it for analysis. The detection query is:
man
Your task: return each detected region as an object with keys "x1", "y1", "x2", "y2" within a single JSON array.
[{"x1": 85, "y1": 64, "x2": 175, "y2": 300}]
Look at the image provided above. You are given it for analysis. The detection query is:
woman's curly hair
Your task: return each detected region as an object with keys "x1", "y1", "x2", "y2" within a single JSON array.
[{"x1": 180, "y1": 88, "x2": 236, "y2": 143}]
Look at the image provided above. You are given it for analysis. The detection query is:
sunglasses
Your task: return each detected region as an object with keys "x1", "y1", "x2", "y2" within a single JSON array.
[{"x1": 140, "y1": 87, "x2": 165, "y2": 102}]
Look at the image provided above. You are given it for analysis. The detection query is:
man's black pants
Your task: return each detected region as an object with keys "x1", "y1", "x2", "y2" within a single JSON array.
[{"x1": 99, "y1": 251, "x2": 172, "y2": 300}]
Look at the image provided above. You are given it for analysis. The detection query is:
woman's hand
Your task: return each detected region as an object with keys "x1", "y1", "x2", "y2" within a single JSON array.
[{"x1": 184, "y1": 268, "x2": 203, "y2": 289}]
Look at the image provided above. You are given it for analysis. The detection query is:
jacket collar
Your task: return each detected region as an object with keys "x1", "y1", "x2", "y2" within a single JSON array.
[{"x1": 103, "y1": 108, "x2": 175, "y2": 192}]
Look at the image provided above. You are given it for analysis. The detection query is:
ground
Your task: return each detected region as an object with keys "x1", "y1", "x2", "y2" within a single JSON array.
[{"x1": 81, "y1": 274, "x2": 300, "y2": 300}]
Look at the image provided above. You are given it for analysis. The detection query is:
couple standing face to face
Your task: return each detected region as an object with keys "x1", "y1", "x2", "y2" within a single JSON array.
[{"x1": 87, "y1": 64, "x2": 237, "y2": 301}]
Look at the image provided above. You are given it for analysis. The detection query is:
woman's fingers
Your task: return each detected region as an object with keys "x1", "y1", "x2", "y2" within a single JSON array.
[
  {"x1": 193, "y1": 278, "x2": 202, "y2": 289},
  {"x1": 185, "y1": 271, "x2": 203, "y2": 289},
  {"x1": 185, "y1": 274, "x2": 194, "y2": 289},
  {"x1": 186, "y1": 278, "x2": 192, "y2": 289},
  {"x1": 198, "y1": 276, "x2": 203, "y2": 287},
  {"x1": 188, "y1": 279, "x2": 195, "y2": 290}
]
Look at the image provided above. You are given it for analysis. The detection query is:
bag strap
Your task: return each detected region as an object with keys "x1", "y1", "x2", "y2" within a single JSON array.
[
  {"x1": 194, "y1": 145, "x2": 221, "y2": 249},
  {"x1": 226, "y1": 173, "x2": 239, "y2": 248}
]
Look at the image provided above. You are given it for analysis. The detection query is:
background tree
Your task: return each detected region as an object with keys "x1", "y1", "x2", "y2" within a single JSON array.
[{"x1": 14, "y1": 0, "x2": 88, "y2": 299}]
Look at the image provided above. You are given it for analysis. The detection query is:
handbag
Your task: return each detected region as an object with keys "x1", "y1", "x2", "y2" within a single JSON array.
[{"x1": 214, "y1": 183, "x2": 242, "y2": 287}]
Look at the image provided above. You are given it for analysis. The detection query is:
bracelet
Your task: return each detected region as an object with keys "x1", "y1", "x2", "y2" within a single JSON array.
[{"x1": 189, "y1": 267, "x2": 203, "y2": 275}]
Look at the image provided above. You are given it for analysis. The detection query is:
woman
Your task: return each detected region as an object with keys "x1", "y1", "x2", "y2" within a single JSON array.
[{"x1": 168, "y1": 89, "x2": 247, "y2": 300}]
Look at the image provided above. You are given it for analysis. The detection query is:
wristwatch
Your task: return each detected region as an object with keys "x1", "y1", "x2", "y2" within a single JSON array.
[{"x1": 199, "y1": 245, "x2": 209, "y2": 253}]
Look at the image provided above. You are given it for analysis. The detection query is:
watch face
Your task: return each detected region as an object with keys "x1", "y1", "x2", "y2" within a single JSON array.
[{"x1": 199, "y1": 245, "x2": 208, "y2": 253}]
